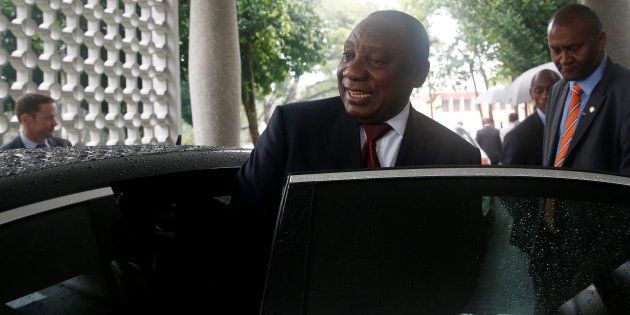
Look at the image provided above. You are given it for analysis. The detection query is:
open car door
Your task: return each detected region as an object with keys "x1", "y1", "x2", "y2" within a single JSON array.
[{"x1": 263, "y1": 167, "x2": 630, "y2": 314}]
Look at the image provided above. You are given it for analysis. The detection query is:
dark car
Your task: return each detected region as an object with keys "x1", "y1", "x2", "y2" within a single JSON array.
[
  {"x1": 0, "y1": 145, "x2": 250, "y2": 314},
  {"x1": 262, "y1": 167, "x2": 630, "y2": 314},
  {"x1": 1, "y1": 147, "x2": 630, "y2": 314}
]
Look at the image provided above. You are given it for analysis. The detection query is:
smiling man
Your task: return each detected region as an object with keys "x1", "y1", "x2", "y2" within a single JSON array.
[
  {"x1": 543, "y1": 4, "x2": 630, "y2": 174},
  {"x1": 232, "y1": 11, "x2": 480, "y2": 310},
  {"x1": 1, "y1": 93, "x2": 71, "y2": 149},
  {"x1": 234, "y1": 10, "x2": 479, "y2": 231}
]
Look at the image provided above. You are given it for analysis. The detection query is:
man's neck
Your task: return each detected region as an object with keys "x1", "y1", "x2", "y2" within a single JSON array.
[{"x1": 22, "y1": 129, "x2": 46, "y2": 144}]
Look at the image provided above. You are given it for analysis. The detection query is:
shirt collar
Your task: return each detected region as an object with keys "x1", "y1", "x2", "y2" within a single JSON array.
[
  {"x1": 385, "y1": 103, "x2": 410, "y2": 137},
  {"x1": 536, "y1": 108, "x2": 546, "y2": 125},
  {"x1": 19, "y1": 131, "x2": 47, "y2": 148},
  {"x1": 571, "y1": 54, "x2": 607, "y2": 95}
]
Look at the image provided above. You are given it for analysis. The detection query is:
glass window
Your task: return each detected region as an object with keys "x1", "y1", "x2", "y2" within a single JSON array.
[
  {"x1": 441, "y1": 100, "x2": 450, "y2": 112},
  {"x1": 464, "y1": 99, "x2": 471, "y2": 111},
  {"x1": 0, "y1": 197, "x2": 125, "y2": 314},
  {"x1": 265, "y1": 172, "x2": 630, "y2": 314}
]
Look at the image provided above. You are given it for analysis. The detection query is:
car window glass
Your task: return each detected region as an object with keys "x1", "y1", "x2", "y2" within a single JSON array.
[
  {"x1": 0, "y1": 197, "x2": 130, "y2": 314},
  {"x1": 266, "y1": 176, "x2": 630, "y2": 314}
]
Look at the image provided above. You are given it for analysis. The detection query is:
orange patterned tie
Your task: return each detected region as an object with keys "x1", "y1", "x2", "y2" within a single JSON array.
[
  {"x1": 554, "y1": 84, "x2": 583, "y2": 167},
  {"x1": 545, "y1": 83, "x2": 583, "y2": 232}
]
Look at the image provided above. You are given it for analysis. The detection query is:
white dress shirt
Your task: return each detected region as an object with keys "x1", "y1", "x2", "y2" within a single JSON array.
[
  {"x1": 359, "y1": 104, "x2": 410, "y2": 167},
  {"x1": 536, "y1": 108, "x2": 546, "y2": 126},
  {"x1": 20, "y1": 131, "x2": 49, "y2": 148}
]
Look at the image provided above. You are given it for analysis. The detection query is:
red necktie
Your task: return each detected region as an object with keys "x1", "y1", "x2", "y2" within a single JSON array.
[
  {"x1": 361, "y1": 123, "x2": 392, "y2": 168},
  {"x1": 545, "y1": 84, "x2": 584, "y2": 232}
]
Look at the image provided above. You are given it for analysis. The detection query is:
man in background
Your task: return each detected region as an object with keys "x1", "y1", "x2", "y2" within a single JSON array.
[
  {"x1": 543, "y1": 4, "x2": 630, "y2": 174},
  {"x1": 499, "y1": 112, "x2": 519, "y2": 142},
  {"x1": 532, "y1": 4, "x2": 630, "y2": 312},
  {"x1": 475, "y1": 118, "x2": 502, "y2": 164},
  {"x1": 501, "y1": 69, "x2": 560, "y2": 166},
  {"x1": 1, "y1": 93, "x2": 70, "y2": 149}
]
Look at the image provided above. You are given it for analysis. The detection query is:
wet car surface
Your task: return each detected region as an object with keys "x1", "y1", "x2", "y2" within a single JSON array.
[
  {"x1": 0, "y1": 145, "x2": 250, "y2": 314},
  {"x1": 0, "y1": 145, "x2": 249, "y2": 210},
  {"x1": 2, "y1": 146, "x2": 630, "y2": 314}
]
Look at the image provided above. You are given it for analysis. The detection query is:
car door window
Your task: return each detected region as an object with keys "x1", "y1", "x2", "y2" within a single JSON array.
[
  {"x1": 0, "y1": 191, "x2": 126, "y2": 314},
  {"x1": 263, "y1": 168, "x2": 630, "y2": 315}
]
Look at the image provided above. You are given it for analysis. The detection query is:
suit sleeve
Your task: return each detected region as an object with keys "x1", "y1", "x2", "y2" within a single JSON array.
[
  {"x1": 61, "y1": 138, "x2": 72, "y2": 147},
  {"x1": 500, "y1": 132, "x2": 520, "y2": 165},
  {"x1": 232, "y1": 106, "x2": 288, "y2": 224},
  {"x1": 619, "y1": 103, "x2": 630, "y2": 175},
  {"x1": 229, "y1": 107, "x2": 291, "y2": 311}
]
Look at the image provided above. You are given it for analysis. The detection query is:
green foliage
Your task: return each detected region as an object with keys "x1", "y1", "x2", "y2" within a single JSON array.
[
  {"x1": 178, "y1": 0, "x2": 326, "y2": 137},
  {"x1": 178, "y1": 0, "x2": 191, "y2": 125},
  {"x1": 237, "y1": 0, "x2": 326, "y2": 96},
  {"x1": 440, "y1": 0, "x2": 575, "y2": 79},
  {"x1": 400, "y1": 0, "x2": 440, "y2": 22},
  {"x1": 237, "y1": 0, "x2": 326, "y2": 141}
]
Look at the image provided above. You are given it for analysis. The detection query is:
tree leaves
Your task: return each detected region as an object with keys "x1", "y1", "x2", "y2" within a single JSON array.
[{"x1": 237, "y1": 0, "x2": 326, "y2": 142}]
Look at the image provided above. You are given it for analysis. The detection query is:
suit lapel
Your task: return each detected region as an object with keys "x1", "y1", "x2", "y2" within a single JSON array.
[
  {"x1": 395, "y1": 108, "x2": 430, "y2": 166},
  {"x1": 565, "y1": 61, "x2": 614, "y2": 159},
  {"x1": 567, "y1": 93, "x2": 604, "y2": 157},
  {"x1": 545, "y1": 82, "x2": 569, "y2": 165},
  {"x1": 13, "y1": 136, "x2": 25, "y2": 149},
  {"x1": 325, "y1": 105, "x2": 361, "y2": 169}
]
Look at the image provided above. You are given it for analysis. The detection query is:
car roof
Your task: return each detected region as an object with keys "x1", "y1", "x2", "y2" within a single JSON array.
[{"x1": 0, "y1": 145, "x2": 249, "y2": 210}]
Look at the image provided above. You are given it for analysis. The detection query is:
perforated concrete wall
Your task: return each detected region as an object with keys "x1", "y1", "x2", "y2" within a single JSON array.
[{"x1": 0, "y1": 0, "x2": 181, "y2": 145}]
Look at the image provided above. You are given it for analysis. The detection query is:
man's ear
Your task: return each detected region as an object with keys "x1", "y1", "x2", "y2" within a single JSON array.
[
  {"x1": 412, "y1": 59, "x2": 430, "y2": 88},
  {"x1": 19, "y1": 113, "x2": 34, "y2": 124},
  {"x1": 598, "y1": 31, "x2": 607, "y2": 52}
]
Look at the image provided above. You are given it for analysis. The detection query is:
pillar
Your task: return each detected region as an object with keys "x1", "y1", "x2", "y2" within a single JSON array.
[
  {"x1": 189, "y1": 0, "x2": 241, "y2": 146},
  {"x1": 584, "y1": 0, "x2": 630, "y2": 68}
]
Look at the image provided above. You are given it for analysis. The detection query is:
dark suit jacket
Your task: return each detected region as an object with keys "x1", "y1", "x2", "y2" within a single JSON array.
[
  {"x1": 543, "y1": 57, "x2": 630, "y2": 175},
  {"x1": 475, "y1": 125, "x2": 502, "y2": 164},
  {"x1": 0, "y1": 136, "x2": 71, "y2": 149},
  {"x1": 234, "y1": 96, "x2": 481, "y2": 225},
  {"x1": 231, "y1": 96, "x2": 481, "y2": 311},
  {"x1": 500, "y1": 113, "x2": 544, "y2": 166}
]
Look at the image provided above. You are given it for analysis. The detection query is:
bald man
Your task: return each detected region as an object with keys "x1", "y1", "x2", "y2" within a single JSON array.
[
  {"x1": 233, "y1": 10, "x2": 480, "y2": 236},
  {"x1": 500, "y1": 69, "x2": 560, "y2": 166},
  {"x1": 543, "y1": 4, "x2": 630, "y2": 174},
  {"x1": 231, "y1": 10, "x2": 481, "y2": 311}
]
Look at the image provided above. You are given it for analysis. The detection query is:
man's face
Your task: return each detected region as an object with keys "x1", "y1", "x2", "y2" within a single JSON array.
[
  {"x1": 22, "y1": 102, "x2": 58, "y2": 140},
  {"x1": 337, "y1": 17, "x2": 428, "y2": 123},
  {"x1": 529, "y1": 72, "x2": 560, "y2": 113},
  {"x1": 548, "y1": 18, "x2": 606, "y2": 81}
]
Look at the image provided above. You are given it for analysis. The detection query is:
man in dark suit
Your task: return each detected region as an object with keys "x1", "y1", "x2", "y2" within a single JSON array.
[
  {"x1": 500, "y1": 69, "x2": 560, "y2": 166},
  {"x1": 231, "y1": 10, "x2": 480, "y2": 311},
  {"x1": 1, "y1": 93, "x2": 71, "y2": 149},
  {"x1": 475, "y1": 118, "x2": 502, "y2": 164},
  {"x1": 529, "y1": 4, "x2": 630, "y2": 312},
  {"x1": 235, "y1": 10, "x2": 480, "y2": 228},
  {"x1": 543, "y1": 5, "x2": 630, "y2": 175}
]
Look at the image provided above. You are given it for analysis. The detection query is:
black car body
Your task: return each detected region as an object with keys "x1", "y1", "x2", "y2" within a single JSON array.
[
  {"x1": 1, "y1": 147, "x2": 629, "y2": 314},
  {"x1": 0, "y1": 146, "x2": 249, "y2": 314}
]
